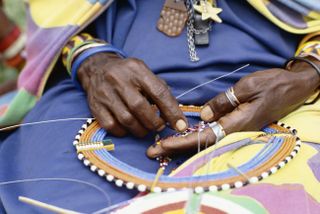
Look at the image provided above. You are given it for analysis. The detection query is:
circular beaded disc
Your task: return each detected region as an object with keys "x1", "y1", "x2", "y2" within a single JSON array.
[{"x1": 73, "y1": 108, "x2": 300, "y2": 193}]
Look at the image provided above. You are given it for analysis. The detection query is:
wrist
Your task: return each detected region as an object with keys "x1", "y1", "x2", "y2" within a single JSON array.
[
  {"x1": 78, "y1": 52, "x2": 120, "y2": 80},
  {"x1": 289, "y1": 57, "x2": 320, "y2": 89},
  {"x1": 71, "y1": 45, "x2": 126, "y2": 91}
]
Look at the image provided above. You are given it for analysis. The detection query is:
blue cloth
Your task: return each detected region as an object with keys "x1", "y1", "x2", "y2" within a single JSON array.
[
  {"x1": 0, "y1": 0, "x2": 301, "y2": 213},
  {"x1": 96, "y1": 0, "x2": 301, "y2": 104}
]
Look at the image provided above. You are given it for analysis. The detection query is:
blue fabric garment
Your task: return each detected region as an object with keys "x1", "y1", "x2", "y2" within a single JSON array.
[{"x1": 0, "y1": 0, "x2": 302, "y2": 213}]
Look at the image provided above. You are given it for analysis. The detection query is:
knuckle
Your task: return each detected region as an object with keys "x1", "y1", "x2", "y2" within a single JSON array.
[
  {"x1": 125, "y1": 58, "x2": 145, "y2": 68},
  {"x1": 129, "y1": 98, "x2": 145, "y2": 110},
  {"x1": 102, "y1": 120, "x2": 116, "y2": 130},
  {"x1": 245, "y1": 77, "x2": 257, "y2": 89},
  {"x1": 119, "y1": 112, "x2": 135, "y2": 125},
  {"x1": 153, "y1": 84, "x2": 170, "y2": 99}
]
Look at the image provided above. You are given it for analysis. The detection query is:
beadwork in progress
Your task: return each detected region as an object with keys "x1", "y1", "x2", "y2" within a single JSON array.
[{"x1": 73, "y1": 106, "x2": 301, "y2": 193}]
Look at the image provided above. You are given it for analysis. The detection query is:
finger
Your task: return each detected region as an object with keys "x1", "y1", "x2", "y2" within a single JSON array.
[
  {"x1": 117, "y1": 85, "x2": 165, "y2": 131},
  {"x1": 139, "y1": 71, "x2": 188, "y2": 132},
  {"x1": 219, "y1": 101, "x2": 265, "y2": 134},
  {"x1": 98, "y1": 86, "x2": 148, "y2": 137},
  {"x1": 201, "y1": 84, "x2": 249, "y2": 122},
  {"x1": 87, "y1": 92, "x2": 127, "y2": 137},
  {"x1": 146, "y1": 128, "x2": 215, "y2": 158},
  {"x1": 148, "y1": 101, "x2": 263, "y2": 158}
]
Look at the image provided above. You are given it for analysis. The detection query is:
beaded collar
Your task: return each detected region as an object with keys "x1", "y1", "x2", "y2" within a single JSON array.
[{"x1": 73, "y1": 106, "x2": 300, "y2": 193}]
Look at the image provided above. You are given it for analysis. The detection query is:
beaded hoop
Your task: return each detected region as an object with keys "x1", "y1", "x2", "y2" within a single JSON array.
[{"x1": 73, "y1": 106, "x2": 300, "y2": 193}]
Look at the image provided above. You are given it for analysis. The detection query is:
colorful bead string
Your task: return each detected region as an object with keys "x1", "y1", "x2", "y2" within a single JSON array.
[{"x1": 73, "y1": 106, "x2": 300, "y2": 193}]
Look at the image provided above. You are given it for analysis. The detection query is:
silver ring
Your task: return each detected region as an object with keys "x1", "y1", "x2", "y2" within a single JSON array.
[
  {"x1": 225, "y1": 87, "x2": 240, "y2": 108},
  {"x1": 208, "y1": 122, "x2": 226, "y2": 143}
]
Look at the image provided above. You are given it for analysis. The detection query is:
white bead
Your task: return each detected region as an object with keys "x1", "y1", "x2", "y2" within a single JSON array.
[
  {"x1": 261, "y1": 172, "x2": 269, "y2": 178},
  {"x1": 209, "y1": 185, "x2": 218, "y2": 192},
  {"x1": 194, "y1": 186, "x2": 204, "y2": 194},
  {"x1": 137, "y1": 185, "x2": 147, "y2": 192},
  {"x1": 90, "y1": 165, "x2": 97, "y2": 172},
  {"x1": 270, "y1": 167, "x2": 277, "y2": 174},
  {"x1": 167, "y1": 188, "x2": 176, "y2": 192},
  {"x1": 279, "y1": 161, "x2": 285, "y2": 168},
  {"x1": 73, "y1": 141, "x2": 78, "y2": 146},
  {"x1": 221, "y1": 184, "x2": 230, "y2": 190},
  {"x1": 296, "y1": 141, "x2": 302, "y2": 146},
  {"x1": 153, "y1": 187, "x2": 162, "y2": 193},
  {"x1": 78, "y1": 129, "x2": 84, "y2": 134},
  {"x1": 285, "y1": 156, "x2": 292, "y2": 162},
  {"x1": 294, "y1": 146, "x2": 300, "y2": 152},
  {"x1": 249, "y1": 177, "x2": 258, "y2": 183},
  {"x1": 77, "y1": 153, "x2": 84, "y2": 160},
  {"x1": 234, "y1": 181, "x2": 243, "y2": 188},
  {"x1": 115, "y1": 179, "x2": 124, "y2": 187},
  {"x1": 87, "y1": 119, "x2": 93, "y2": 123},
  {"x1": 83, "y1": 159, "x2": 90, "y2": 166},
  {"x1": 106, "y1": 174, "x2": 114, "y2": 182},
  {"x1": 126, "y1": 182, "x2": 135, "y2": 189},
  {"x1": 290, "y1": 151, "x2": 296, "y2": 157},
  {"x1": 98, "y1": 169, "x2": 105, "y2": 176},
  {"x1": 75, "y1": 135, "x2": 81, "y2": 140},
  {"x1": 82, "y1": 124, "x2": 88, "y2": 129}
]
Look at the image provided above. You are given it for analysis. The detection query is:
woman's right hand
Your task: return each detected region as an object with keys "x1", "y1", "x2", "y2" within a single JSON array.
[{"x1": 77, "y1": 53, "x2": 187, "y2": 137}]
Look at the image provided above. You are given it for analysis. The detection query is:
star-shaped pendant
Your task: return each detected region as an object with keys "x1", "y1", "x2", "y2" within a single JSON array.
[{"x1": 194, "y1": 0, "x2": 223, "y2": 23}]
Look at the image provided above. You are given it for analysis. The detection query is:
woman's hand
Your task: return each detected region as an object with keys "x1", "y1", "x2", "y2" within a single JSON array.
[
  {"x1": 147, "y1": 59, "x2": 320, "y2": 158},
  {"x1": 78, "y1": 53, "x2": 188, "y2": 137}
]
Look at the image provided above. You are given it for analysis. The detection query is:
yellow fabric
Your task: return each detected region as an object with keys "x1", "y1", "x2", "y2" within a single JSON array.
[
  {"x1": 280, "y1": 98, "x2": 320, "y2": 144},
  {"x1": 171, "y1": 98, "x2": 320, "y2": 203},
  {"x1": 295, "y1": 41, "x2": 320, "y2": 56},
  {"x1": 29, "y1": 0, "x2": 105, "y2": 28},
  {"x1": 247, "y1": 0, "x2": 320, "y2": 34},
  {"x1": 170, "y1": 132, "x2": 264, "y2": 177},
  {"x1": 299, "y1": 32, "x2": 320, "y2": 47},
  {"x1": 309, "y1": 11, "x2": 320, "y2": 20},
  {"x1": 192, "y1": 141, "x2": 320, "y2": 203}
]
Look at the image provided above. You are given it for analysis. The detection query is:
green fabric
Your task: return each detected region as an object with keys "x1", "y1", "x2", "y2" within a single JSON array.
[{"x1": 0, "y1": 89, "x2": 37, "y2": 126}]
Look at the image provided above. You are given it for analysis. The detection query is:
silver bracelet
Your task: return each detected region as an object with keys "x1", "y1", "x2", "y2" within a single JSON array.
[{"x1": 208, "y1": 122, "x2": 226, "y2": 143}]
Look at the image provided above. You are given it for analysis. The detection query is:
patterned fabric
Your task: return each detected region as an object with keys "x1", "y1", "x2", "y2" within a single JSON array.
[
  {"x1": 248, "y1": 0, "x2": 320, "y2": 33},
  {"x1": 0, "y1": 0, "x2": 319, "y2": 127}
]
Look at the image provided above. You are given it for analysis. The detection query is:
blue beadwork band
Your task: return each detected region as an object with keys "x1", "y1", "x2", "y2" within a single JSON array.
[{"x1": 71, "y1": 44, "x2": 128, "y2": 91}]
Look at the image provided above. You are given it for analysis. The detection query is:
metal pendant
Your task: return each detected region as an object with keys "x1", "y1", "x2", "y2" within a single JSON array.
[
  {"x1": 194, "y1": 13, "x2": 210, "y2": 46},
  {"x1": 157, "y1": 0, "x2": 188, "y2": 37}
]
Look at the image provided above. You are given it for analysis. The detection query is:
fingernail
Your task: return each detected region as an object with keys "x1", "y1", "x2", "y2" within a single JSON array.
[
  {"x1": 201, "y1": 106, "x2": 214, "y2": 121},
  {"x1": 157, "y1": 124, "x2": 166, "y2": 132},
  {"x1": 176, "y1": 119, "x2": 187, "y2": 132}
]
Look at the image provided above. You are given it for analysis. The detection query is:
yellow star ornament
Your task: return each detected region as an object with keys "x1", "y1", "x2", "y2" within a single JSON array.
[{"x1": 193, "y1": 1, "x2": 223, "y2": 23}]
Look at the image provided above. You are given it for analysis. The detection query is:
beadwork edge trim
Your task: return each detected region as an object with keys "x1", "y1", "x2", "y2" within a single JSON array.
[{"x1": 73, "y1": 119, "x2": 301, "y2": 194}]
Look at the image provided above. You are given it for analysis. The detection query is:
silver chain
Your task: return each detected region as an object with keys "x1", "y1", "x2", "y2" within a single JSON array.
[{"x1": 185, "y1": 0, "x2": 212, "y2": 62}]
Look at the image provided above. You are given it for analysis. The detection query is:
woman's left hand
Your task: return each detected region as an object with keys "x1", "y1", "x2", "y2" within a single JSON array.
[{"x1": 147, "y1": 59, "x2": 320, "y2": 158}]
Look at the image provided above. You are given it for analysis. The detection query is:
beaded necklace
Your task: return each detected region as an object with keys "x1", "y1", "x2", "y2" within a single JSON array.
[{"x1": 73, "y1": 106, "x2": 300, "y2": 193}]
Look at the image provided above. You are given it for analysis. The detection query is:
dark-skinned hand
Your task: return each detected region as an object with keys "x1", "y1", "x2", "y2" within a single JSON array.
[
  {"x1": 78, "y1": 53, "x2": 188, "y2": 137},
  {"x1": 147, "y1": 58, "x2": 320, "y2": 158}
]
